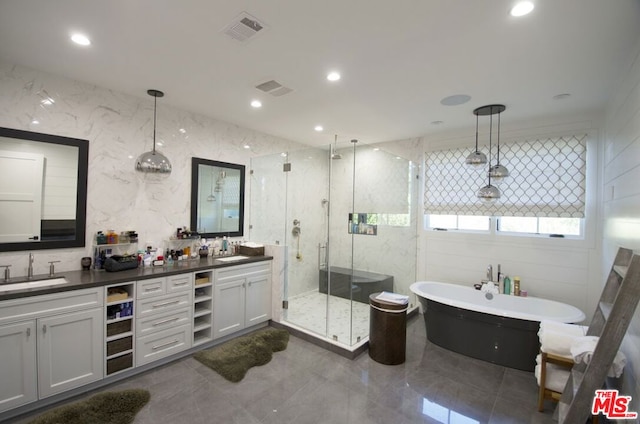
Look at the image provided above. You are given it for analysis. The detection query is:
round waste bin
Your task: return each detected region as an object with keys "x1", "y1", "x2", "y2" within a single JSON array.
[{"x1": 368, "y1": 292, "x2": 408, "y2": 365}]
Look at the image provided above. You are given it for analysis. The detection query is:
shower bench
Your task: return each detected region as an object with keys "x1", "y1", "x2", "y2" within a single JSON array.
[{"x1": 319, "y1": 266, "x2": 394, "y2": 304}]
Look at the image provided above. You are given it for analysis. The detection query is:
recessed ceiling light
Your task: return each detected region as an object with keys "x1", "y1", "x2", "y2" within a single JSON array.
[
  {"x1": 250, "y1": 100, "x2": 262, "y2": 108},
  {"x1": 373, "y1": 148, "x2": 380, "y2": 151},
  {"x1": 31, "y1": 119, "x2": 39, "y2": 125},
  {"x1": 553, "y1": 93, "x2": 571, "y2": 100},
  {"x1": 314, "y1": 125, "x2": 324, "y2": 132},
  {"x1": 70, "y1": 33, "x2": 91, "y2": 46},
  {"x1": 440, "y1": 95, "x2": 471, "y2": 106},
  {"x1": 510, "y1": 1, "x2": 534, "y2": 17},
  {"x1": 327, "y1": 71, "x2": 341, "y2": 82},
  {"x1": 243, "y1": 144, "x2": 251, "y2": 149}
]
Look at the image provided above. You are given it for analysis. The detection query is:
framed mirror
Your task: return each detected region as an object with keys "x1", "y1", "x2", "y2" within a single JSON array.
[
  {"x1": 190, "y1": 157, "x2": 245, "y2": 238},
  {"x1": 0, "y1": 127, "x2": 89, "y2": 252}
]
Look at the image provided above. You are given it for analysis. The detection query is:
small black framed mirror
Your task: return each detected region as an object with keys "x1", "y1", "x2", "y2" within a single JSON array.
[
  {"x1": 190, "y1": 157, "x2": 245, "y2": 238},
  {"x1": 0, "y1": 127, "x2": 88, "y2": 252}
]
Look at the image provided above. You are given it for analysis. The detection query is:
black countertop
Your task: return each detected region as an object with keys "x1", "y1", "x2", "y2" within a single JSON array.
[{"x1": 0, "y1": 255, "x2": 273, "y2": 301}]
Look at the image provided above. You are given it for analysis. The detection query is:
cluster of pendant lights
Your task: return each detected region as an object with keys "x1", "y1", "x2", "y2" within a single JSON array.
[
  {"x1": 135, "y1": 89, "x2": 172, "y2": 175},
  {"x1": 465, "y1": 104, "x2": 509, "y2": 203}
]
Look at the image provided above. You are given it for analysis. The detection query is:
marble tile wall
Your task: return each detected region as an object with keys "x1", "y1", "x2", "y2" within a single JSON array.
[{"x1": 0, "y1": 62, "x2": 305, "y2": 275}]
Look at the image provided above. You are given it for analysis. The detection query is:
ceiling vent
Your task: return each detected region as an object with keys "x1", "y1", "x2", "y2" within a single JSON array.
[
  {"x1": 222, "y1": 12, "x2": 267, "y2": 43},
  {"x1": 255, "y1": 80, "x2": 293, "y2": 97}
]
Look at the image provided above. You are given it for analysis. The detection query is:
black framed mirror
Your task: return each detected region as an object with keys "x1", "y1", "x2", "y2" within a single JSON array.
[
  {"x1": 0, "y1": 127, "x2": 88, "y2": 252},
  {"x1": 190, "y1": 157, "x2": 245, "y2": 238}
]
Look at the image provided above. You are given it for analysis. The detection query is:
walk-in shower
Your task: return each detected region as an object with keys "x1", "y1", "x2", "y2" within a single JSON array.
[{"x1": 249, "y1": 140, "x2": 418, "y2": 350}]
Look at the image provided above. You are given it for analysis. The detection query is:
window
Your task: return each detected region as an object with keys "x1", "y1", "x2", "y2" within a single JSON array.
[
  {"x1": 498, "y1": 216, "x2": 581, "y2": 236},
  {"x1": 425, "y1": 214, "x2": 583, "y2": 237},
  {"x1": 426, "y1": 214, "x2": 489, "y2": 231}
]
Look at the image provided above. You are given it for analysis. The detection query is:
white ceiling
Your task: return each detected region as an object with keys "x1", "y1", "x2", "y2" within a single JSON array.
[{"x1": 1, "y1": 0, "x2": 639, "y2": 146}]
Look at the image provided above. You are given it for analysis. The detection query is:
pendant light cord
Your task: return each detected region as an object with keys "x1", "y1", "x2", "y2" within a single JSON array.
[
  {"x1": 488, "y1": 112, "x2": 493, "y2": 186},
  {"x1": 474, "y1": 114, "x2": 479, "y2": 152},
  {"x1": 152, "y1": 94, "x2": 157, "y2": 155},
  {"x1": 496, "y1": 109, "x2": 501, "y2": 165}
]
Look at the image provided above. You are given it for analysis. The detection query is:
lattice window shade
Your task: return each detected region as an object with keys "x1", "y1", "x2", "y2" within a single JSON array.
[{"x1": 424, "y1": 135, "x2": 587, "y2": 217}]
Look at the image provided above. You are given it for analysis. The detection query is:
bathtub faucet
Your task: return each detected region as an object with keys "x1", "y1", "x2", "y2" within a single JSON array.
[{"x1": 486, "y1": 265, "x2": 493, "y2": 282}]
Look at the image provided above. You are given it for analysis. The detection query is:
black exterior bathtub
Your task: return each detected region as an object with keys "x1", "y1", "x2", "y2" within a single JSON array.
[{"x1": 420, "y1": 298, "x2": 540, "y2": 371}]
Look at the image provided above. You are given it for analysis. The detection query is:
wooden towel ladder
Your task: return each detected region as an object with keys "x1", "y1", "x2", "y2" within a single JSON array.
[{"x1": 558, "y1": 247, "x2": 640, "y2": 423}]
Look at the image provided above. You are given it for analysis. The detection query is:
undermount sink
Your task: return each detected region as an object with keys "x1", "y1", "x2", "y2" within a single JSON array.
[
  {"x1": 215, "y1": 255, "x2": 249, "y2": 262},
  {"x1": 0, "y1": 277, "x2": 70, "y2": 293}
]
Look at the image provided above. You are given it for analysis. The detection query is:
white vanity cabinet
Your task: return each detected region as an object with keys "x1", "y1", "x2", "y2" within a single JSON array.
[
  {"x1": 213, "y1": 262, "x2": 271, "y2": 339},
  {"x1": 135, "y1": 273, "x2": 193, "y2": 366},
  {"x1": 0, "y1": 321, "x2": 37, "y2": 413},
  {"x1": 0, "y1": 288, "x2": 103, "y2": 413}
]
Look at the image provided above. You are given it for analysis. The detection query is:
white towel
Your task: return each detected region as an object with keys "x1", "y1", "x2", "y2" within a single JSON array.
[
  {"x1": 481, "y1": 281, "x2": 499, "y2": 295},
  {"x1": 538, "y1": 321, "x2": 588, "y2": 358},
  {"x1": 535, "y1": 354, "x2": 570, "y2": 393},
  {"x1": 570, "y1": 336, "x2": 627, "y2": 378},
  {"x1": 539, "y1": 320, "x2": 588, "y2": 336}
]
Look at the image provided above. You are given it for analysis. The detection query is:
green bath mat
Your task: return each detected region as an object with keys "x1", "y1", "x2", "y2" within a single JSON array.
[
  {"x1": 194, "y1": 327, "x2": 289, "y2": 382},
  {"x1": 28, "y1": 389, "x2": 150, "y2": 424}
]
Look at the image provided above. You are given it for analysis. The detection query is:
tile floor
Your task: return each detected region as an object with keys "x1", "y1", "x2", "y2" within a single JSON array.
[
  {"x1": 14, "y1": 315, "x2": 558, "y2": 424},
  {"x1": 286, "y1": 290, "x2": 370, "y2": 345}
]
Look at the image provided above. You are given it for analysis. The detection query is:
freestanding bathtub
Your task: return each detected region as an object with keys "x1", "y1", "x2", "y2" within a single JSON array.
[{"x1": 410, "y1": 281, "x2": 585, "y2": 371}]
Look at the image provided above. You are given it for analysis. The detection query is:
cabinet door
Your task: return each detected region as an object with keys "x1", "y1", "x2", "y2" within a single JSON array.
[
  {"x1": 213, "y1": 278, "x2": 245, "y2": 339},
  {"x1": 0, "y1": 321, "x2": 37, "y2": 413},
  {"x1": 245, "y1": 273, "x2": 272, "y2": 326},
  {"x1": 37, "y1": 308, "x2": 103, "y2": 398}
]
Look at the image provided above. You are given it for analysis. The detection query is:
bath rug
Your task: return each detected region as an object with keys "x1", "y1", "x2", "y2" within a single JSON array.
[
  {"x1": 194, "y1": 327, "x2": 289, "y2": 382},
  {"x1": 28, "y1": 389, "x2": 150, "y2": 424}
]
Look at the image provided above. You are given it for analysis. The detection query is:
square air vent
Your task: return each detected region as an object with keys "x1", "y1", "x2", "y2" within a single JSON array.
[
  {"x1": 222, "y1": 12, "x2": 268, "y2": 43},
  {"x1": 255, "y1": 79, "x2": 294, "y2": 97}
]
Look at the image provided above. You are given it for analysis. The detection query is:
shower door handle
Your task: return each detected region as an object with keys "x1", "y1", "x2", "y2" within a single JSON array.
[{"x1": 318, "y1": 243, "x2": 327, "y2": 269}]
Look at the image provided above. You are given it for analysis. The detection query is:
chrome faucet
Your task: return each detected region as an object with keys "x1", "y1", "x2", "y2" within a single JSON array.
[
  {"x1": 27, "y1": 253, "x2": 34, "y2": 278},
  {"x1": 487, "y1": 265, "x2": 493, "y2": 282}
]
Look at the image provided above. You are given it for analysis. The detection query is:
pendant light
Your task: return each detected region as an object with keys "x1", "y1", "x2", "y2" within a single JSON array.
[
  {"x1": 465, "y1": 113, "x2": 487, "y2": 167},
  {"x1": 135, "y1": 89, "x2": 172, "y2": 174},
  {"x1": 474, "y1": 104, "x2": 505, "y2": 204},
  {"x1": 488, "y1": 106, "x2": 509, "y2": 184}
]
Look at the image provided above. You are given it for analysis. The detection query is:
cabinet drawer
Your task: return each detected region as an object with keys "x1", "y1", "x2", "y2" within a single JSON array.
[
  {"x1": 166, "y1": 273, "x2": 192, "y2": 293},
  {"x1": 215, "y1": 262, "x2": 271, "y2": 284},
  {"x1": 136, "y1": 292, "x2": 191, "y2": 318},
  {"x1": 136, "y1": 307, "x2": 191, "y2": 337},
  {"x1": 136, "y1": 278, "x2": 166, "y2": 299},
  {"x1": 136, "y1": 324, "x2": 191, "y2": 366},
  {"x1": 0, "y1": 288, "x2": 103, "y2": 325}
]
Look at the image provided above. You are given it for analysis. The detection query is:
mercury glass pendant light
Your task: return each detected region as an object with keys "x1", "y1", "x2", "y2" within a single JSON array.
[
  {"x1": 135, "y1": 89, "x2": 172, "y2": 174},
  {"x1": 474, "y1": 104, "x2": 506, "y2": 204},
  {"x1": 488, "y1": 106, "x2": 509, "y2": 184},
  {"x1": 465, "y1": 113, "x2": 487, "y2": 167}
]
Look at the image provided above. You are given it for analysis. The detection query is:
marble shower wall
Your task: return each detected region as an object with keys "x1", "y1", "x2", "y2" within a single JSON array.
[
  {"x1": 329, "y1": 145, "x2": 418, "y2": 298},
  {"x1": 0, "y1": 62, "x2": 305, "y2": 275}
]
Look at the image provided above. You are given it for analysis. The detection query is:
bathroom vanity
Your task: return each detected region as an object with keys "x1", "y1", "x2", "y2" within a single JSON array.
[{"x1": 0, "y1": 256, "x2": 272, "y2": 420}]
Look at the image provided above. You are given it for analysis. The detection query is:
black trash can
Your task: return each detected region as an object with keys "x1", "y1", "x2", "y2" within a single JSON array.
[{"x1": 368, "y1": 292, "x2": 408, "y2": 365}]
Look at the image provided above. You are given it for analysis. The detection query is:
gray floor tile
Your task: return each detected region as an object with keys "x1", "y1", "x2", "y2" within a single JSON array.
[{"x1": 11, "y1": 316, "x2": 558, "y2": 424}]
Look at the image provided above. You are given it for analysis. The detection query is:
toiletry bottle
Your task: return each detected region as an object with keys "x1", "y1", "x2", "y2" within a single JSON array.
[
  {"x1": 222, "y1": 236, "x2": 228, "y2": 255},
  {"x1": 513, "y1": 277, "x2": 521, "y2": 296},
  {"x1": 503, "y1": 276, "x2": 511, "y2": 296}
]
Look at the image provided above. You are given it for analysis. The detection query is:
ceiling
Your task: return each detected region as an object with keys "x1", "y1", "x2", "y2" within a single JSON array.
[{"x1": 1, "y1": 0, "x2": 639, "y2": 146}]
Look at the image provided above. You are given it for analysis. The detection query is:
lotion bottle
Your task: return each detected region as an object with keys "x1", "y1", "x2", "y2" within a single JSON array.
[{"x1": 503, "y1": 275, "x2": 511, "y2": 296}]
